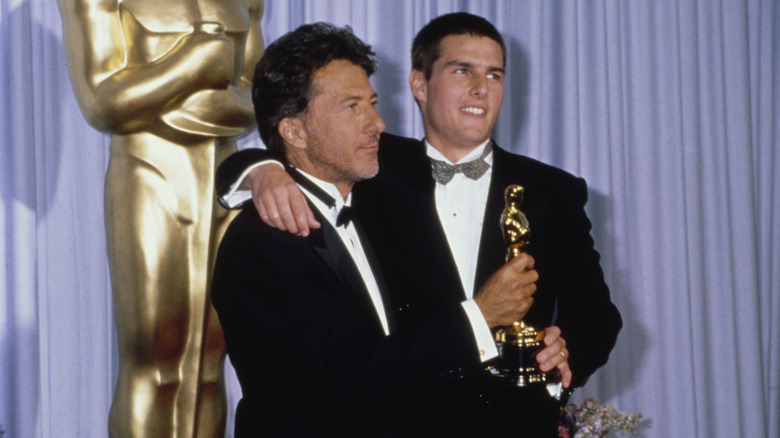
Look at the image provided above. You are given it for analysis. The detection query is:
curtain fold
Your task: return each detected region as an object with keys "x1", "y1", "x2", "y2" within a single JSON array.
[{"x1": 1, "y1": 1, "x2": 777, "y2": 437}]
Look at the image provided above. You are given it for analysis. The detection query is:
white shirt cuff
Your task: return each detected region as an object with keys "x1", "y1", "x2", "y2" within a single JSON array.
[
  {"x1": 461, "y1": 299, "x2": 499, "y2": 362},
  {"x1": 220, "y1": 160, "x2": 285, "y2": 208}
]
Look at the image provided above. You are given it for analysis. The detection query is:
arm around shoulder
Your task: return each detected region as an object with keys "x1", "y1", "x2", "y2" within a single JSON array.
[{"x1": 216, "y1": 148, "x2": 279, "y2": 204}]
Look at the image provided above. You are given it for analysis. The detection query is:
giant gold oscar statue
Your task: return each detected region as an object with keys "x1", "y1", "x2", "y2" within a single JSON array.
[{"x1": 57, "y1": 1, "x2": 264, "y2": 436}]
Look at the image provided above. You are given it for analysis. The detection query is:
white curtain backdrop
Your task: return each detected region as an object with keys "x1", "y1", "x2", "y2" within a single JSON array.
[{"x1": 1, "y1": 1, "x2": 777, "y2": 437}]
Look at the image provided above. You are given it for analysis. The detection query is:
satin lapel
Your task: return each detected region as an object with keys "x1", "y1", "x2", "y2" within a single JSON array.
[
  {"x1": 307, "y1": 209, "x2": 385, "y2": 336},
  {"x1": 473, "y1": 143, "x2": 552, "y2": 312},
  {"x1": 352, "y1": 220, "x2": 396, "y2": 333},
  {"x1": 474, "y1": 143, "x2": 523, "y2": 293}
]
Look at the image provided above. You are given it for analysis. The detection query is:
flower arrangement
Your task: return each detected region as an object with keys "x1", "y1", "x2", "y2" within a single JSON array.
[{"x1": 558, "y1": 398, "x2": 644, "y2": 438}]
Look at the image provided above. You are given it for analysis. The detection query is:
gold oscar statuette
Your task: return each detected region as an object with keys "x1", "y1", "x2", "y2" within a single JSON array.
[{"x1": 487, "y1": 185, "x2": 558, "y2": 386}]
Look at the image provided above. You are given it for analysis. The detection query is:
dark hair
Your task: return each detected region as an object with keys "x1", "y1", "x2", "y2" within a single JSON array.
[
  {"x1": 252, "y1": 23, "x2": 377, "y2": 156},
  {"x1": 412, "y1": 12, "x2": 506, "y2": 79}
]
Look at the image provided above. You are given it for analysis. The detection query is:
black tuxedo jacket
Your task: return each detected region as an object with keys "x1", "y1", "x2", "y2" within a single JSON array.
[
  {"x1": 212, "y1": 201, "x2": 485, "y2": 437},
  {"x1": 216, "y1": 133, "x2": 622, "y2": 437}
]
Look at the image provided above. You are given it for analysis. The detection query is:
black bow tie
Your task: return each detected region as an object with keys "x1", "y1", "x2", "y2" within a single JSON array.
[
  {"x1": 429, "y1": 142, "x2": 493, "y2": 185},
  {"x1": 336, "y1": 205, "x2": 354, "y2": 227},
  {"x1": 287, "y1": 166, "x2": 353, "y2": 227}
]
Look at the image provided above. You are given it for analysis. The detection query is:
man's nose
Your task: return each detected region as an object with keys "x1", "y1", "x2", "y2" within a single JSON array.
[
  {"x1": 470, "y1": 75, "x2": 488, "y2": 97},
  {"x1": 367, "y1": 106, "x2": 386, "y2": 134}
]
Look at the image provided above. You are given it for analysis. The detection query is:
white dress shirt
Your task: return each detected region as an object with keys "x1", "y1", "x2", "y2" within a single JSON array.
[{"x1": 427, "y1": 140, "x2": 498, "y2": 362}]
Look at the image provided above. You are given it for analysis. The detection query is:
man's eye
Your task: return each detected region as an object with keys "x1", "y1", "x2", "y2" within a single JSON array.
[{"x1": 488, "y1": 73, "x2": 503, "y2": 80}]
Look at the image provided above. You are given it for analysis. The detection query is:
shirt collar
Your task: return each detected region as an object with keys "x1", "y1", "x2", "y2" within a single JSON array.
[{"x1": 294, "y1": 167, "x2": 351, "y2": 225}]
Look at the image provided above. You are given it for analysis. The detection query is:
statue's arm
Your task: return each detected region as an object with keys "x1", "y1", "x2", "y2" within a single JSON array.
[
  {"x1": 157, "y1": 0, "x2": 265, "y2": 138},
  {"x1": 57, "y1": 0, "x2": 236, "y2": 134}
]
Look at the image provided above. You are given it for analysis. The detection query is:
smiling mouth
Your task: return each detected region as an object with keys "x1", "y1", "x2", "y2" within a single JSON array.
[{"x1": 461, "y1": 106, "x2": 486, "y2": 115}]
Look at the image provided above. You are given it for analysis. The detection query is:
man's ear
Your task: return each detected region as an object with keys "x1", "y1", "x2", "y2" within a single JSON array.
[
  {"x1": 278, "y1": 117, "x2": 307, "y2": 150},
  {"x1": 409, "y1": 69, "x2": 428, "y2": 104}
]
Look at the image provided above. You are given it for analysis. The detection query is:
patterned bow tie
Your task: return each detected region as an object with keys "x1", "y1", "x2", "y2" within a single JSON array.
[{"x1": 429, "y1": 142, "x2": 493, "y2": 185}]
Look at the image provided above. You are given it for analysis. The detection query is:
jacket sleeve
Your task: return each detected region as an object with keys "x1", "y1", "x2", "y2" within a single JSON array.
[
  {"x1": 548, "y1": 177, "x2": 622, "y2": 386},
  {"x1": 215, "y1": 148, "x2": 280, "y2": 208}
]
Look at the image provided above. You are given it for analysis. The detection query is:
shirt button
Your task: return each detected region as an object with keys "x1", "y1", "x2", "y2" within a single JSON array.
[{"x1": 479, "y1": 349, "x2": 485, "y2": 356}]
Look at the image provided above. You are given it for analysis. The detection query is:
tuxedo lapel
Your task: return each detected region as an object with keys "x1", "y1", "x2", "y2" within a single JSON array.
[
  {"x1": 473, "y1": 143, "x2": 554, "y2": 326},
  {"x1": 352, "y1": 220, "x2": 397, "y2": 333},
  {"x1": 308, "y1": 222, "x2": 350, "y2": 284},
  {"x1": 474, "y1": 144, "x2": 526, "y2": 293},
  {"x1": 307, "y1": 208, "x2": 386, "y2": 337}
]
